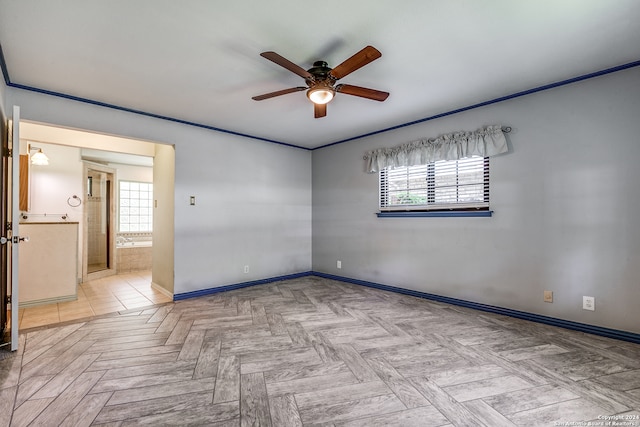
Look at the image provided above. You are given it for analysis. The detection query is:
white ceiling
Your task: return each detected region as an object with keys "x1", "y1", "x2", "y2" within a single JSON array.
[{"x1": 1, "y1": 1, "x2": 639, "y2": 149}]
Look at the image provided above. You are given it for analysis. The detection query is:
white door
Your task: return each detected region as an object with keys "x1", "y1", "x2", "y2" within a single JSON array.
[{"x1": 8, "y1": 106, "x2": 24, "y2": 351}]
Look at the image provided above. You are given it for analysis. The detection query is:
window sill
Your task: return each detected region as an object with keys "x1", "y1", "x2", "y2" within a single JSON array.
[{"x1": 377, "y1": 210, "x2": 493, "y2": 218}]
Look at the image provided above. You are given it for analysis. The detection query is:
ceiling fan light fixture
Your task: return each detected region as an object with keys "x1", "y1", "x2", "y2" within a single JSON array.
[
  {"x1": 307, "y1": 85, "x2": 335, "y2": 105},
  {"x1": 253, "y1": 46, "x2": 387, "y2": 117}
]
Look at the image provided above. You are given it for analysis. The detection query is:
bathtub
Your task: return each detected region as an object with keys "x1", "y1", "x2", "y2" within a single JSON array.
[{"x1": 116, "y1": 241, "x2": 153, "y2": 272}]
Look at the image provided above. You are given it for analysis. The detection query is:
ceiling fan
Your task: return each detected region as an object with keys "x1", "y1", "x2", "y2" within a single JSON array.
[{"x1": 252, "y1": 45, "x2": 389, "y2": 118}]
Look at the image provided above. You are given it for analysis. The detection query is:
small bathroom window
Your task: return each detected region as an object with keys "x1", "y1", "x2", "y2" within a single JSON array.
[{"x1": 119, "y1": 180, "x2": 153, "y2": 232}]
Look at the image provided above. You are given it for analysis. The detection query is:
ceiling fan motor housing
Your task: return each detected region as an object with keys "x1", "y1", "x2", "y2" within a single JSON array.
[{"x1": 306, "y1": 61, "x2": 334, "y2": 85}]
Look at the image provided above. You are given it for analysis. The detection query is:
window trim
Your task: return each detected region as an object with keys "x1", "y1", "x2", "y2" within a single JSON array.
[{"x1": 377, "y1": 210, "x2": 493, "y2": 218}]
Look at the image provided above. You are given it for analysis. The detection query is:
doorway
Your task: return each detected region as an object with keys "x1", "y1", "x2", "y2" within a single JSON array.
[
  {"x1": 12, "y1": 121, "x2": 175, "y2": 334},
  {"x1": 84, "y1": 165, "x2": 116, "y2": 280}
]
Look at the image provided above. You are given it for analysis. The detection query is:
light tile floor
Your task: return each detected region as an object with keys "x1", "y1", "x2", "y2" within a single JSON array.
[{"x1": 16, "y1": 270, "x2": 172, "y2": 330}]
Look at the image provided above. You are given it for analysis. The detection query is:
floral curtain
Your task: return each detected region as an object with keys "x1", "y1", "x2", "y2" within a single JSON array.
[{"x1": 365, "y1": 125, "x2": 509, "y2": 173}]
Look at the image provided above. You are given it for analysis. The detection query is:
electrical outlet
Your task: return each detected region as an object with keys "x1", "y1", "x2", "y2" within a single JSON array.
[
  {"x1": 244, "y1": 265, "x2": 249, "y2": 274},
  {"x1": 337, "y1": 260, "x2": 342, "y2": 269},
  {"x1": 190, "y1": 196, "x2": 196, "y2": 205},
  {"x1": 583, "y1": 296, "x2": 595, "y2": 311},
  {"x1": 543, "y1": 290, "x2": 553, "y2": 303}
]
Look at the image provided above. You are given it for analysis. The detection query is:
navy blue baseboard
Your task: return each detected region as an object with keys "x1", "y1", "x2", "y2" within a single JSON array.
[
  {"x1": 312, "y1": 272, "x2": 640, "y2": 345},
  {"x1": 173, "y1": 271, "x2": 313, "y2": 301},
  {"x1": 173, "y1": 270, "x2": 640, "y2": 344}
]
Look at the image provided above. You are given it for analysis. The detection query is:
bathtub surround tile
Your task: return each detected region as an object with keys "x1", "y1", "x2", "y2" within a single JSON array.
[
  {"x1": 116, "y1": 244, "x2": 152, "y2": 274},
  {"x1": 2, "y1": 276, "x2": 640, "y2": 425}
]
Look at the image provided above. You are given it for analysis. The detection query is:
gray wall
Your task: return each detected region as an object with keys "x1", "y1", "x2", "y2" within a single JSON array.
[
  {"x1": 6, "y1": 66, "x2": 640, "y2": 334},
  {"x1": 0, "y1": 73, "x2": 5, "y2": 118},
  {"x1": 312, "y1": 66, "x2": 640, "y2": 334},
  {"x1": 0, "y1": 72, "x2": 8, "y2": 117},
  {"x1": 7, "y1": 87, "x2": 312, "y2": 296}
]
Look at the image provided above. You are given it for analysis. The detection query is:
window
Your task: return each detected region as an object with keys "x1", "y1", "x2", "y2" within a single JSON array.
[
  {"x1": 380, "y1": 156, "x2": 489, "y2": 212},
  {"x1": 119, "y1": 181, "x2": 153, "y2": 232}
]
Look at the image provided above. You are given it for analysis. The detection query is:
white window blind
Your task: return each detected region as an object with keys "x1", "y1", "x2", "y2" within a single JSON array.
[
  {"x1": 380, "y1": 156, "x2": 489, "y2": 211},
  {"x1": 119, "y1": 181, "x2": 153, "y2": 232}
]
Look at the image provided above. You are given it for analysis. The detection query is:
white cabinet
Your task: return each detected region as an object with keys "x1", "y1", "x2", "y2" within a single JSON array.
[{"x1": 19, "y1": 222, "x2": 79, "y2": 306}]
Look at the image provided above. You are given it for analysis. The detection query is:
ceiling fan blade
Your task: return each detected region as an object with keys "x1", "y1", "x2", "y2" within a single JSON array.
[
  {"x1": 252, "y1": 87, "x2": 307, "y2": 101},
  {"x1": 314, "y1": 103, "x2": 327, "y2": 118},
  {"x1": 260, "y1": 51, "x2": 313, "y2": 80},
  {"x1": 329, "y1": 46, "x2": 382, "y2": 80},
  {"x1": 336, "y1": 84, "x2": 389, "y2": 101}
]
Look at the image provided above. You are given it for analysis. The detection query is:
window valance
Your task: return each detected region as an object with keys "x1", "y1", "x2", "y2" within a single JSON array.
[{"x1": 365, "y1": 125, "x2": 509, "y2": 173}]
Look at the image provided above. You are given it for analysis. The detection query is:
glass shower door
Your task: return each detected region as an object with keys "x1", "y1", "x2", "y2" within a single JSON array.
[{"x1": 86, "y1": 169, "x2": 111, "y2": 273}]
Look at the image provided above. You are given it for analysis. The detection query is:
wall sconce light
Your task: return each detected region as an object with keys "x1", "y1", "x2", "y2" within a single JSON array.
[{"x1": 30, "y1": 146, "x2": 49, "y2": 166}]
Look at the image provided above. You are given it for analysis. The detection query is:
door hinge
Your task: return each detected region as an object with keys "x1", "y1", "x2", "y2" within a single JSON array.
[
  {"x1": 5, "y1": 222, "x2": 12, "y2": 231},
  {"x1": 3, "y1": 148, "x2": 12, "y2": 157},
  {"x1": 5, "y1": 295, "x2": 10, "y2": 305}
]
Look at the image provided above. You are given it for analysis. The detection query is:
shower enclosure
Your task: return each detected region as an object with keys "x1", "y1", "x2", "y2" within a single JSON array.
[{"x1": 83, "y1": 164, "x2": 116, "y2": 281}]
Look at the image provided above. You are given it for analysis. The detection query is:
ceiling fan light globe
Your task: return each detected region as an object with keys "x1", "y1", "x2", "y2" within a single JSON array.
[{"x1": 307, "y1": 87, "x2": 335, "y2": 105}]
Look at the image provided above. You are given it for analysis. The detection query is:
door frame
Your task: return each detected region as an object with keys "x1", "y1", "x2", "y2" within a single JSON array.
[
  {"x1": 6, "y1": 106, "x2": 20, "y2": 351},
  {"x1": 0, "y1": 106, "x2": 9, "y2": 346}
]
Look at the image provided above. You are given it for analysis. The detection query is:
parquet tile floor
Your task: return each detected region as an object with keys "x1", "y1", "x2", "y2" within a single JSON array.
[{"x1": 1, "y1": 276, "x2": 639, "y2": 426}]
